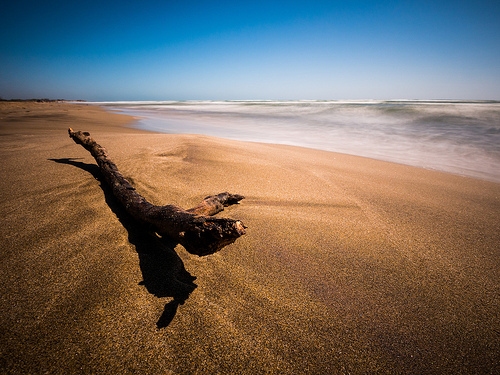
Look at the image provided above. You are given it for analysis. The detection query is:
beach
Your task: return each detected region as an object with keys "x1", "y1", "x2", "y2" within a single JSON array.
[{"x1": 1, "y1": 101, "x2": 499, "y2": 373}]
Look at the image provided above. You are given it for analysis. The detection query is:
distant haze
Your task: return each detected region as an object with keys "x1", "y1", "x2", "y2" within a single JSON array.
[{"x1": 1, "y1": 1, "x2": 499, "y2": 101}]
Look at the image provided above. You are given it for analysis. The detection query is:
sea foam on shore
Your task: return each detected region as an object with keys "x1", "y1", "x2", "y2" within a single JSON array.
[{"x1": 94, "y1": 100, "x2": 500, "y2": 183}]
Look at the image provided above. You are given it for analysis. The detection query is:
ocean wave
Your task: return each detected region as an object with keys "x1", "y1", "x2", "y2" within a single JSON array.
[{"x1": 97, "y1": 100, "x2": 500, "y2": 182}]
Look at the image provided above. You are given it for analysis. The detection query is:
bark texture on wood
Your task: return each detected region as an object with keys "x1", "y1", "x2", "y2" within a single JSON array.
[{"x1": 68, "y1": 128, "x2": 246, "y2": 256}]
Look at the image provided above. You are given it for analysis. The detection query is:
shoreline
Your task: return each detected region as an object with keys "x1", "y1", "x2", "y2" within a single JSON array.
[
  {"x1": 93, "y1": 100, "x2": 500, "y2": 184},
  {"x1": 1, "y1": 101, "x2": 499, "y2": 373}
]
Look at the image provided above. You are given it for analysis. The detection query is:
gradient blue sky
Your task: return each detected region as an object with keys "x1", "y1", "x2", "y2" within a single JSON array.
[{"x1": 1, "y1": 0, "x2": 499, "y2": 100}]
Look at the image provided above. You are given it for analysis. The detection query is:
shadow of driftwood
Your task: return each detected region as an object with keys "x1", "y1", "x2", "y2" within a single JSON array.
[{"x1": 49, "y1": 158, "x2": 197, "y2": 328}]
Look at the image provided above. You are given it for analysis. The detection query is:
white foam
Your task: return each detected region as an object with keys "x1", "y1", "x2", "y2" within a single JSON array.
[{"x1": 103, "y1": 100, "x2": 500, "y2": 183}]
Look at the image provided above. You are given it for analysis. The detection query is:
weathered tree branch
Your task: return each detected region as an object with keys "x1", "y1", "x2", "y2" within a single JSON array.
[{"x1": 68, "y1": 128, "x2": 246, "y2": 256}]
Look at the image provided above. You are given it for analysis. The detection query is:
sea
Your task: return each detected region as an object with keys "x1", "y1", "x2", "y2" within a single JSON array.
[{"x1": 91, "y1": 100, "x2": 500, "y2": 183}]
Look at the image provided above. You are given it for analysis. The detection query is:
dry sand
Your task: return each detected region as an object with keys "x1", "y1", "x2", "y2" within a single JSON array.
[{"x1": 1, "y1": 101, "x2": 499, "y2": 374}]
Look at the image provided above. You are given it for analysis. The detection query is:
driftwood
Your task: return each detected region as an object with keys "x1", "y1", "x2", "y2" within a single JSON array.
[{"x1": 68, "y1": 128, "x2": 246, "y2": 256}]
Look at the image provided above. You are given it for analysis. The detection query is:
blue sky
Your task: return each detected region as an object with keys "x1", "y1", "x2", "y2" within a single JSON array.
[{"x1": 1, "y1": 0, "x2": 499, "y2": 100}]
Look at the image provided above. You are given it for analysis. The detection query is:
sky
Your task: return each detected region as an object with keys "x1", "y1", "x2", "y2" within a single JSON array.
[{"x1": 1, "y1": 0, "x2": 499, "y2": 101}]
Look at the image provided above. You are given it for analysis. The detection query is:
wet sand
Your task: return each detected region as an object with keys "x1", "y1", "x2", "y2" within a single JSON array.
[{"x1": 1, "y1": 101, "x2": 499, "y2": 374}]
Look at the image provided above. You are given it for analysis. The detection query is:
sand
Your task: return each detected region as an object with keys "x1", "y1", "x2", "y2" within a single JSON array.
[{"x1": 1, "y1": 101, "x2": 499, "y2": 374}]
